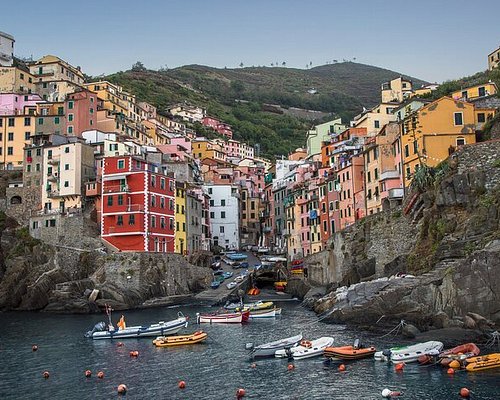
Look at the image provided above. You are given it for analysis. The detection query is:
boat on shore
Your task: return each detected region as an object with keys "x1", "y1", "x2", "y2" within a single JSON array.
[
  {"x1": 153, "y1": 331, "x2": 208, "y2": 347},
  {"x1": 85, "y1": 310, "x2": 188, "y2": 340},
  {"x1": 275, "y1": 337, "x2": 334, "y2": 360},
  {"x1": 465, "y1": 353, "x2": 500, "y2": 372},
  {"x1": 249, "y1": 308, "x2": 282, "y2": 319},
  {"x1": 248, "y1": 333, "x2": 303, "y2": 358},
  {"x1": 375, "y1": 341, "x2": 443, "y2": 363},
  {"x1": 324, "y1": 343, "x2": 377, "y2": 360},
  {"x1": 196, "y1": 311, "x2": 249, "y2": 324}
]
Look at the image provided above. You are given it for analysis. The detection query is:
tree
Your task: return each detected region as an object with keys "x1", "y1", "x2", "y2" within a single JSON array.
[
  {"x1": 271, "y1": 63, "x2": 274, "y2": 67},
  {"x1": 282, "y1": 61, "x2": 286, "y2": 67},
  {"x1": 239, "y1": 62, "x2": 244, "y2": 68},
  {"x1": 132, "y1": 61, "x2": 146, "y2": 71},
  {"x1": 309, "y1": 61, "x2": 313, "y2": 66}
]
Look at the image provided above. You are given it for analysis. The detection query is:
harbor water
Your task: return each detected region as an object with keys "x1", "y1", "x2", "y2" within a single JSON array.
[{"x1": 1, "y1": 303, "x2": 499, "y2": 399}]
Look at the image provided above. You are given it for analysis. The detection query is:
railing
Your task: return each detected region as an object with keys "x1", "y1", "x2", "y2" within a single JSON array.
[
  {"x1": 104, "y1": 184, "x2": 130, "y2": 193},
  {"x1": 380, "y1": 170, "x2": 400, "y2": 181},
  {"x1": 47, "y1": 190, "x2": 60, "y2": 198},
  {"x1": 388, "y1": 188, "x2": 404, "y2": 199}
]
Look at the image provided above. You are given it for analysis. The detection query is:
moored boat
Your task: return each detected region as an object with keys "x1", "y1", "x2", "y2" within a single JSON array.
[
  {"x1": 196, "y1": 311, "x2": 249, "y2": 324},
  {"x1": 248, "y1": 333, "x2": 303, "y2": 358},
  {"x1": 465, "y1": 353, "x2": 500, "y2": 372},
  {"x1": 249, "y1": 308, "x2": 281, "y2": 319},
  {"x1": 85, "y1": 311, "x2": 188, "y2": 340},
  {"x1": 226, "y1": 253, "x2": 248, "y2": 261},
  {"x1": 438, "y1": 343, "x2": 480, "y2": 367},
  {"x1": 153, "y1": 330, "x2": 208, "y2": 347},
  {"x1": 375, "y1": 341, "x2": 444, "y2": 363},
  {"x1": 275, "y1": 337, "x2": 334, "y2": 360},
  {"x1": 225, "y1": 300, "x2": 274, "y2": 311},
  {"x1": 324, "y1": 343, "x2": 377, "y2": 360}
]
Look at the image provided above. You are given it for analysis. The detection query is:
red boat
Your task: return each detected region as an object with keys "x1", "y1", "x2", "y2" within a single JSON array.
[{"x1": 439, "y1": 343, "x2": 480, "y2": 366}]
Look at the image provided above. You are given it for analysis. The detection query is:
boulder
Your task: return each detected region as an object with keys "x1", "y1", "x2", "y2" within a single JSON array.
[
  {"x1": 402, "y1": 323, "x2": 420, "y2": 338},
  {"x1": 432, "y1": 312, "x2": 450, "y2": 329},
  {"x1": 463, "y1": 315, "x2": 477, "y2": 329}
]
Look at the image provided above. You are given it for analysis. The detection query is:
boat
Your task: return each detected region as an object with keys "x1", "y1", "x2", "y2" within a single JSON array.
[
  {"x1": 465, "y1": 353, "x2": 500, "y2": 372},
  {"x1": 324, "y1": 341, "x2": 377, "y2": 360},
  {"x1": 222, "y1": 271, "x2": 234, "y2": 280},
  {"x1": 225, "y1": 300, "x2": 274, "y2": 311},
  {"x1": 438, "y1": 343, "x2": 480, "y2": 367},
  {"x1": 275, "y1": 337, "x2": 334, "y2": 360},
  {"x1": 226, "y1": 253, "x2": 248, "y2": 261},
  {"x1": 248, "y1": 287, "x2": 261, "y2": 296},
  {"x1": 153, "y1": 331, "x2": 208, "y2": 347},
  {"x1": 211, "y1": 280, "x2": 221, "y2": 289},
  {"x1": 249, "y1": 333, "x2": 303, "y2": 358},
  {"x1": 226, "y1": 281, "x2": 237, "y2": 290},
  {"x1": 249, "y1": 308, "x2": 282, "y2": 319},
  {"x1": 375, "y1": 341, "x2": 444, "y2": 363},
  {"x1": 85, "y1": 309, "x2": 188, "y2": 340},
  {"x1": 196, "y1": 311, "x2": 249, "y2": 324}
]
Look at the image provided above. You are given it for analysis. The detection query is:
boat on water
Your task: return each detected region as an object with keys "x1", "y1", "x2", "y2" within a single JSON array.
[
  {"x1": 226, "y1": 281, "x2": 238, "y2": 289},
  {"x1": 225, "y1": 300, "x2": 274, "y2": 311},
  {"x1": 248, "y1": 333, "x2": 303, "y2": 358},
  {"x1": 275, "y1": 337, "x2": 334, "y2": 360},
  {"x1": 437, "y1": 343, "x2": 480, "y2": 366},
  {"x1": 465, "y1": 353, "x2": 500, "y2": 372},
  {"x1": 85, "y1": 308, "x2": 188, "y2": 340},
  {"x1": 249, "y1": 307, "x2": 282, "y2": 319},
  {"x1": 196, "y1": 311, "x2": 249, "y2": 324},
  {"x1": 222, "y1": 271, "x2": 234, "y2": 280},
  {"x1": 211, "y1": 280, "x2": 221, "y2": 289},
  {"x1": 324, "y1": 342, "x2": 377, "y2": 360},
  {"x1": 375, "y1": 341, "x2": 444, "y2": 363},
  {"x1": 153, "y1": 331, "x2": 208, "y2": 347}
]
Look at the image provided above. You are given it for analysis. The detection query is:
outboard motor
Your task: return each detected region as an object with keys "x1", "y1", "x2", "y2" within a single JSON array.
[
  {"x1": 245, "y1": 343, "x2": 254, "y2": 351},
  {"x1": 353, "y1": 339, "x2": 361, "y2": 350},
  {"x1": 84, "y1": 321, "x2": 106, "y2": 338},
  {"x1": 382, "y1": 349, "x2": 392, "y2": 361}
]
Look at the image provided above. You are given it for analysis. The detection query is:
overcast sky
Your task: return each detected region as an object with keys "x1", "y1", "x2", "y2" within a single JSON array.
[{"x1": 4, "y1": 0, "x2": 500, "y2": 82}]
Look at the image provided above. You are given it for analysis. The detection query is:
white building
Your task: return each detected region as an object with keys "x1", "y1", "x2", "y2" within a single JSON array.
[
  {"x1": 206, "y1": 184, "x2": 240, "y2": 250},
  {"x1": 0, "y1": 31, "x2": 15, "y2": 67}
]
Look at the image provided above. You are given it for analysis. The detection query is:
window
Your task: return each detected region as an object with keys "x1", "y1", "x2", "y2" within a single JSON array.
[
  {"x1": 406, "y1": 166, "x2": 411, "y2": 178},
  {"x1": 171, "y1": 219, "x2": 176, "y2": 230},
  {"x1": 151, "y1": 175, "x2": 156, "y2": 187},
  {"x1": 117, "y1": 215, "x2": 123, "y2": 226},
  {"x1": 8, "y1": 117, "x2": 14, "y2": 127},
  {"x1": 68, "y1": 114, "x2": 74, "y2": 122},
  {"x1": 160, "y1": 178, "x2": 165, "y2": 190},
  {"x1": 38, "y1": 118, "x2": 44, "y2": 125},
  {"x1": 374, "y1": 168, "x2": 379, "y2": 180},
  {"x1": 456, "y1": 137, "x2": 466, "y2": 146},
  {"x1": 151, "y1": 216, "x2": 156, "y2": 227},
  {"x1": 129, "y1": 215, "x2": 135, "y2": 225},
  {"x1": 220, "y1": 226, "x2": 225, "y2": 233},
  {"x1": 64, "y1": 181, "x2": 69, "y2": 187},
  {"x1": 367, "y1": 171, "x2": 371, "y2": 183},
  {"x1": 454, "y1": 112, "x2": 463, "y2": 126},
  {"x1": 160, "y1": 197, "x2": 165, "y2": 208},
  {"x1": 67, "y1": 126, "x2": 73, "y2": 134},
  {"x1": 65, "y1": 147, "x2": 70, "y2": 153},
  {"x1": 118, "y1": 194, "x2": 123, "y2": 205},
  {"x1": 170, "y1": 199, "x2": 175, "y2": 210},
  {"x1": 208, "y1": 188, "x2": 213, "y2": 194},
  {"x1": 176, "y1": 222, "x2": 180, "y2": 231},
  {"x1": 64, "y1": 163, "x2": 70, "y2": 171},
  {"x1": 107, "y1": 196, "x2": 113, "y2": 206},
  {"x1": 26, "y1": 165, "x2": 31, "y2": 172},
  {"x1": 210, "y1": 212, "x2": 215, "y2": 218},
  {"x1": 461, "y1": 91, "x2": 468, "y2": 99},
  {"x1": 42, "y1": 82, "x2": 48, "y2": 88},
  {"x1": 221, "y1": 199, "x2": 226, "y2": 206},
  {"x1": 404, "y1": 144, "x2": 409, "y2": 158},
  {"x1": 25, "y1": 132, "x2": 30, "y2": 140},
  {"x1": 117, "y1": 159, "x2": 125, "y2": 169},
  {"x1": 58, "y1": 106, "x2": 64, "y2": 115},
  {"x1": 221, "y1": 211, "x2": 226, "y2": 218},
  {"x1": 24, "y1": 117, "x2": 31, "y2": 126},
  {"x1": 477, "y1": 113, "x2": 485, "y2": 123},
  {"x1": 151, "y1": 195, "x2": 156, "y2": 207},
  {"x1": 413, "y1": 140, "x2": 418, "y2": 154},
  {"x1": 374, "y1": 120, "x2": 380, "y2": 129},
  {"x1": 478, "y1": 86, "x2": 486, "y2": 97},
  {"x1": 160, "y1": 217, "x2": 165, "y2": 229},
  {"x1": 36, "y1": 163, "x2": 40, "y2": 171},
  {"x1": 8, "y1": 132, "x2": 14, "y2": 141},
  {"x1": 68, "y1": 101, "x2": 74, "y2": 109},
  {"x1": 7, "y1": 147, "x2": 13, "y2": 155}
]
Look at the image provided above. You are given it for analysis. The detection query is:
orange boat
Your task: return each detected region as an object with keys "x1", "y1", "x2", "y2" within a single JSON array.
[
  {"x1": 324, "y1": 345, "x2": 377, "y2": 360},
  {"x1": 439, "y1": 343, "x2": 480, "y2": 367}
]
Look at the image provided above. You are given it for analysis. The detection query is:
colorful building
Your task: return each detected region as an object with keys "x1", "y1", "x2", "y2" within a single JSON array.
[
  {"x1": 207, "y1": 184, "x2": 240, "y2": 250},
  {"x1": 0, "y1": 66, "x2": 35, "y2": 94},
  {"x1": 488, "y1": 45, "x2": 500, "y2": 71},
  {"x1": 101, "y1": 156, "x2": 175, "y2": 252},
  {"x1": 451, "y1": 83, "x2": 497, "y2": 101},
  {"x1": 381, "y1": 77, "x2": 413, "y2": 103},
  {"x1": 65, "y1": 90, "x2": 97, "y2": 136},
  {"x1": 175, "y1": 181, "x2": 187, "y2": 254},
  {"x1": 306, "y1": 118, "x2": 346, "y2": 156},
  {"x1": 0, "y1": 114, "x2": 35, "y2": 170}
]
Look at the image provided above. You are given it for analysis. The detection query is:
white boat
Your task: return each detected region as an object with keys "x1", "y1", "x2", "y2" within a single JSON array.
[
  {"x1": 249, "y1": 333, "x2": 303, "y2": 358},
  {"x1": 226, "y1": 281, "x2": 238, "y2": 289},
  {"x1": 275, "y1": 336, "x2": 334, "y2": 360},
  {"x1": 225, "y1": 300, "x2": 273, "y2": 311},
  {"x1": 196, "y1": 311, "x2": 248, "y2": 324},
  {"x1": 249, "y1": 308, "x2": 281, "y2": 319},
  {"x1": 375, "y1": 341, "x2": 444, "y2": 363},
  {"x1": 85, "y1": 312, "x2": 188, "y2": 340}
]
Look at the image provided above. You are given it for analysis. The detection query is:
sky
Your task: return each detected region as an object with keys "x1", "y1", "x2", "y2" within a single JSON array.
[{"x1": 4, "y1": 0, "x2": 500, "y2": 82}]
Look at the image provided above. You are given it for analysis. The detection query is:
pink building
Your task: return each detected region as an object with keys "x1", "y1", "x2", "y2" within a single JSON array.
[
  {"x1": 0, "y1": 93, "x2": 43, "y2": 115},
  {"x1": 202, "y1": 116, "x2": 233, "y2": 139},
  {"x1": 169, "y1": 136, "x2": 192, "y2": 154},
  {"x1": 338, "y1": 155, "x2": 365, "y2": 230},
  {"x1": 65, "y1": 90, "x2": 97, "y2": 136},
  {"x1": 157, "y1": 143, "x2": 191, "y2": 161}
]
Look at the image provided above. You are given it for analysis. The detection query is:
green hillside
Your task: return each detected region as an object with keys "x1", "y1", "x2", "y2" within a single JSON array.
[{"x1": 103, "y1": 62, "x2": 427, "y2": 158}]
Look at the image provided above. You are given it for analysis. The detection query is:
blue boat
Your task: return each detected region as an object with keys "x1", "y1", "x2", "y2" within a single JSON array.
[
  {"x1": 222, "y1": 271, "x2": 234, "y2": 280},
  {"x1": 226, "y1": 253, "x2": 248, "y2": 261},
  {"x1": 211, "y1": 280, "x2": 221, "y2": 289}
]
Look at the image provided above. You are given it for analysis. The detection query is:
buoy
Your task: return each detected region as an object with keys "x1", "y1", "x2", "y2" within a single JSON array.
[
  {"x1": 237, "y1": 388, "x2": 246, "y2": 398},
  {"x1": 85, "y1": 370, "x2": 92, "y2": 378},
  {"x1": 130, "y1": 350, "x2": 139, "y2": 357},
  {"x1": 447, "y1": 368, "x2": 455, "y2": 375},
  {"x1": 117, "y1": 384, "x2": 128, "y2": 395},
  {"x1": 418, "y1": 355, "x2": 431, "y2": 364},
  {"x1": 117, "y1": 342, "x2": 124, "y2": 347},
  {"x1": 250, "y1": 363, "x2": 257, "y2": 369},
  {"x1": 382, "y1": 388, "x2": 402, "y2": 398},
  {"x1": 97, "y1": 371, "x2": 104, "y2": 379},
  {"x1": 394, "y1": 362, "x2": 404, "y2": 372},
  {"x1": 32, "y1": 345, "x2": 38, "y2": 352},
  {"x1": 338, "y1": 364, "x2": 346, "y2": 372},
  {"x1": 449, "y1": 360, "x2": 461, "y2": 369},
  {"x1": 43, "y1": 371, "x2": 50, "y2": 379},
  {"x1": 178, "y1": 380, "x2": 186, "y2": 389},
  {"x1": 287, "y1": 363, "x2": 295, "y2": 371},
  {"x1": 460, "y1": 388, "x2": 470, "y2": 398}
]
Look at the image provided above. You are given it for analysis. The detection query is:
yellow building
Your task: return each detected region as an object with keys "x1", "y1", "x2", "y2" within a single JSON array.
[
  {"x1": 381, "y1": 77, "x2": 413, "y2": 103},
  {"x1": 192, "y1": 138, "x2": 226, "y2": 161},
  {"x1": 451, "y1": 83, "x2": 497, "y2": 101},
  {"x1": 0, "y1": 114, "x2": 35, "y2": 170},
  {"x1": 175, "y1": 182, "x2": 187, "y2": 254},
  {"x1": 352, "y1": 103, "x2": 397, "y2": 136},
  {"x1": 401, "y1": 97, "x2": 476, "y2": 186},
  {"x1": 85, "y1": 81, "x2": 129, "y2": 116},
  {"x1": 0, "y1": 66, "x2": 35, "y2": 93}
]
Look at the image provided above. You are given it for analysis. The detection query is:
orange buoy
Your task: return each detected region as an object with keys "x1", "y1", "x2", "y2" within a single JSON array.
[
  {"x1": 117, "y1": 342, "x2": 124, "y2": 347},
  {"x1": 130, "y1": 350, "x2": 139, "y2": 357},
  {"x1": 178, "y1": 380, "x2": 186, "y2": 389},
  {"x1": 117, "y1": 384, "x2": 128, "y2": 395},
  {"x1": 97, "y1": 371, "x2": 104, "y2": 379},
  {"x1": 447, "y1": 368, "x2": 455, "y2": 375},
  {"x1": 43, "y1": 371, "x2": 50, "y2": 379},
  {"x1": 460, "y1": 388, "x2": 470, "y2": 398},
  {"x1": 395, "y1": 362, "x2": 405, "y2": 372},
  {"x1": 338, "y1": 364, "x2": 346, "y2": 372},
  {"x1": 237, "y1": 388, "x2": 246, "y2": 398},
  {"x1": 449, "y1": 360, "x2": 461, "y2": 369},
  {"x1": 287, "y1": 363, "x2": 295, "y2": 371},
  {"x1": 32, "y1": 345, "x2": 38, "y2": 352},
  {"x1": 85, "y1": 370, "x2": 92, "y2": 378},
  {"x1": 250, "y1": 363, "x2": 257, "y2": 369}
]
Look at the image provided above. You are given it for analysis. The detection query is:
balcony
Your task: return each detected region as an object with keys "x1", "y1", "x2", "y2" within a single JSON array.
[
  {"x1": 47, "y1": 190, "x2": 60, "y2": 198},
  {"x1": 380, "y1": 170, "x2": 401, "y2": 181},
  {"x1": 48, "y1": 155, "x2": 60, "y2": 164},
  {"x1": 47, "y1": 173, "x2": 59, "y2": 182},
  {"x1": 388, "y1": 188, "x2": 404, "y2": 199},
  {"x1": 104, "y1": 184, "x2": 130, "y2": 193}
]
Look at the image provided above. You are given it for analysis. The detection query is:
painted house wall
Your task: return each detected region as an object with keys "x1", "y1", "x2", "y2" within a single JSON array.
[{"x1": 207, "y1": 184, "x2": 240, "y2": 250}]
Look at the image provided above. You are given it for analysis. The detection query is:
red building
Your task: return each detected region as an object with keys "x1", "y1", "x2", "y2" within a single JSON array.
[
  {"x1": 201, "y1": 116, "x2": 233, "y2": 139},
  {"x1": 101, "y1": 156, "x2": 175, "y2": 252}
]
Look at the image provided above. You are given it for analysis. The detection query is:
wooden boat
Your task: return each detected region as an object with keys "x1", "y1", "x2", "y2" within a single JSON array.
[
  {"x1": 85, "y1": 311, "x2": 188, "y2": 340},
  {"x1": 153, "y1": 331, "x2": 208, "y2": 347},
  {"x1": 275, "y1": 337, "x2": 334, "y2": 360},
  {"x1": 439, "y1": 343, "x2": 480, "y2": 366},
  {"x1": 324, "y1": 345, "x2": 377, "y2": 360},
  {"x1": 375, "y1": 341, "x2": 443, "y2": 363},
  {"x1": 225, "y1": 300, "x2": 273, "y2": 311},
  {"x1": 249, "y1": 333, "x2": 303, "y2": 358},
  {"x1": 196, "y1": 311, "x2": 249, "y2": 324},
  {"x1": 465, "y1": 353, "x2": 500, "y2": 372},
  {"x1": 249, "y1": 308, "x2": 282, "y2": 319}
]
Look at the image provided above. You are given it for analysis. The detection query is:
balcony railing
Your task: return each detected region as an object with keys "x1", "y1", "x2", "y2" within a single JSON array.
[
  {"x1": 388, "y1": 188, "x2": 404, "y2": 199},
  {"x1": 104, "y1": 184, "x2": 130, "y2": 193},
  {"x1": 380, "y1": 170, "x2": 401, "y2": 181}
]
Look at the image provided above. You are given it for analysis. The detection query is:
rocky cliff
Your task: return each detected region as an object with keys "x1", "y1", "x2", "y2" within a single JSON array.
[
  {"x1": 0, "y1": 215, "x2": 211, "y2": 313},
  {"x1": 307, "y1": 141, "x2": 500, "y2": 332}
]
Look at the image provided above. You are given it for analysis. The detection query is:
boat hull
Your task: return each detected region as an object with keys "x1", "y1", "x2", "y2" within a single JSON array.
[
  {"x1": 196, "y1": 312, "x2": 246, "y2": 324},
  {"x1": 375, "y1": 341, "x2": 444, "y2": 363},
  {"x1": 251, "y1": 334, "x2": 303, "y2": 358},
  {"x1": 466, "y1": 353, "x2": 500, "y2": 372},
  {"x1": 153, "y1": 331, "x2": 208, "y2": 347},
  {"x1": 275, "y1": 337, "x2": 334, "y2": 360},
  {"x1": 324, "y1": 345, "x2": 376, "y2": 360},
  {"x1": 249, "y1": 308, "x2": 280, "y2": 319},
  {"x1": 90, "y1": 318, "x2": 188, "y2": 340}
]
